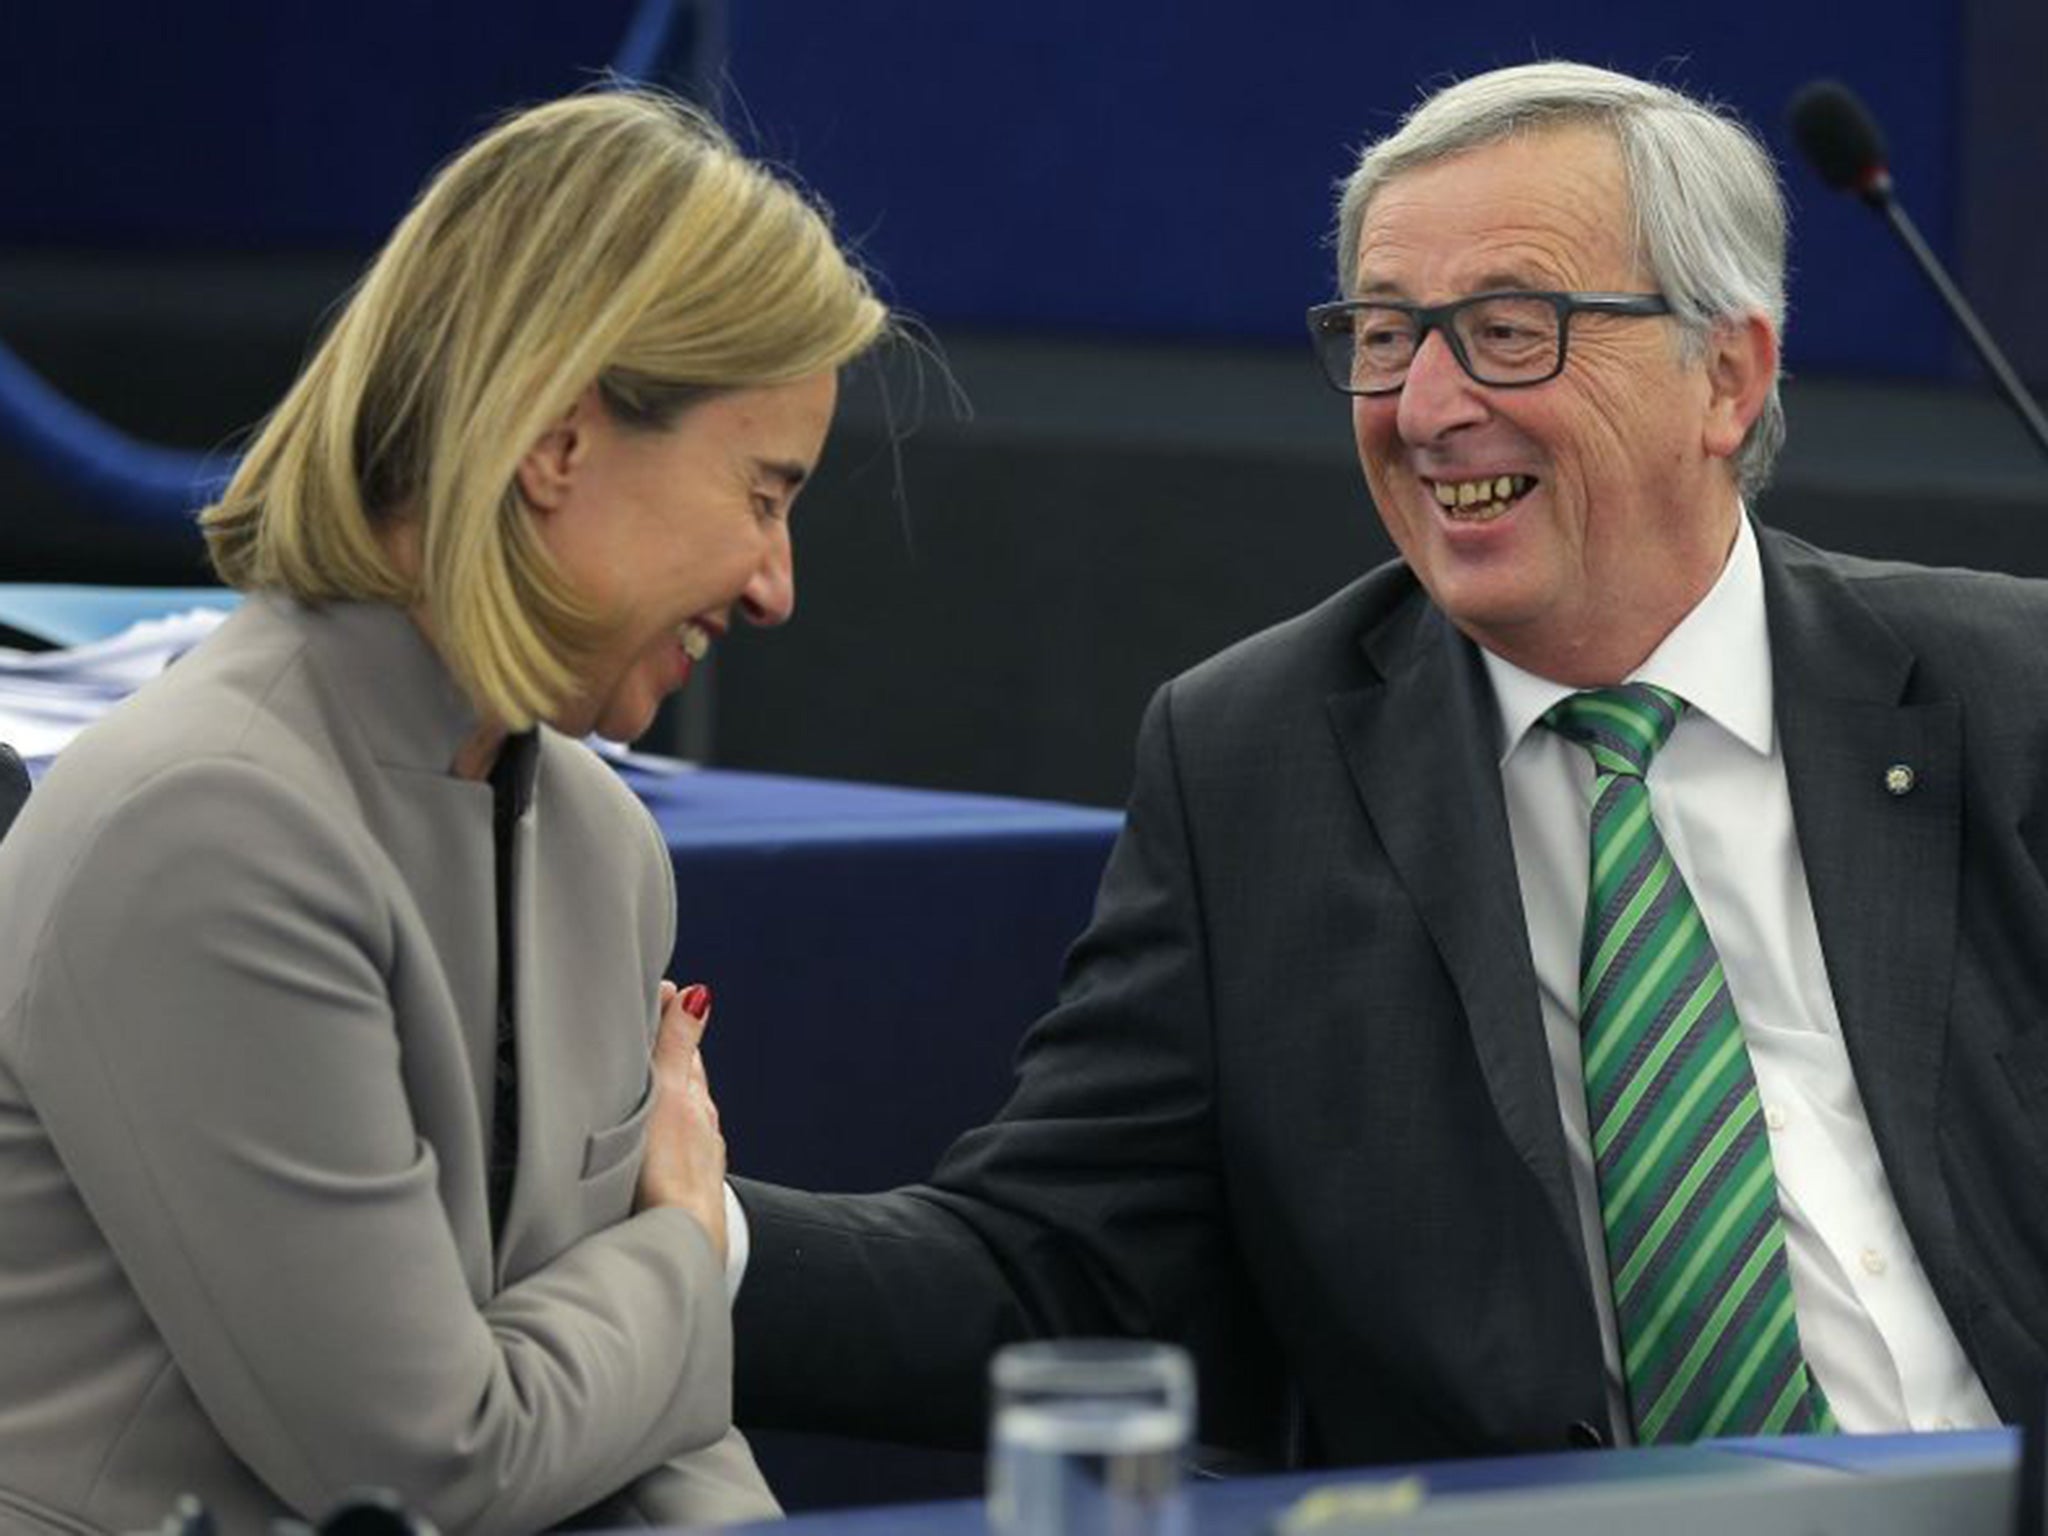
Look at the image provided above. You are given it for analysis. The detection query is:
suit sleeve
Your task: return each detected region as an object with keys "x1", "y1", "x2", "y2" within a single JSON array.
[
  {"x1": 18, "y1": 757, "x2": 728, "y2": 1532},
  {"x1": 737, "y1": 683, "x2": 1277, "y2": 1450}
]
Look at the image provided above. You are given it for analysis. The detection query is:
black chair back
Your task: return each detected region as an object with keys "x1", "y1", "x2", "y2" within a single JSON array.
[{"x1": 0, "y1": 743, "x2": 28, "y2": 842}]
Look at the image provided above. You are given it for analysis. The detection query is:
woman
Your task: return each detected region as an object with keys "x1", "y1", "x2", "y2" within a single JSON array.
[{"x1": 0, "y1": 89, "x2": 886, "y2": 1533}]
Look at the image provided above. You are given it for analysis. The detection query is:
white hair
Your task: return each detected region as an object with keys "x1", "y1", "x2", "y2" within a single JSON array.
[{"x1": 1335, "y1": 62, "x2": 1788, "y2": 497}]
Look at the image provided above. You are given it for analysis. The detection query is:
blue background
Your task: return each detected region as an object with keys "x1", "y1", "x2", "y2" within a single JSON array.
[{"x1": 0, "y1": 1, "x2": 2015, "y2": 380}]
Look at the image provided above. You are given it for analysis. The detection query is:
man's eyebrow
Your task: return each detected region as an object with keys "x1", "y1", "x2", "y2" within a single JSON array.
[
  {"x1": 1472, "y1": 268, "x2": 1557, "y2": 292},
  {"x1": 1355, "y1": 270, "x2": 1560, "y2": 303}
]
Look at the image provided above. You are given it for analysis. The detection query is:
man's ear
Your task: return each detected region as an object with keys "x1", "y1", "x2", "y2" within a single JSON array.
[
  {"x1": 515, "y1": 386, "x2": 599, "y2": 514},
  {"x1": 1701, "y1": 314, "x2": 1778, "y2": 464}
]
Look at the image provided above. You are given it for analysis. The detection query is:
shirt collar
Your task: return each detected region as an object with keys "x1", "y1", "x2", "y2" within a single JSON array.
[{"x1": 1484, "y1": 513, "x2": 1775, "y2": 766}]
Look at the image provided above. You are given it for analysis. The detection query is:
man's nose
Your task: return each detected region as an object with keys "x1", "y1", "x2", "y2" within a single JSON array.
[
  {"x1": 1395, "y1": 327, "x2": 1488, "y2": 443},
  {"x1": 739, "y1": 524, "x2": 795, "y2": 627}
]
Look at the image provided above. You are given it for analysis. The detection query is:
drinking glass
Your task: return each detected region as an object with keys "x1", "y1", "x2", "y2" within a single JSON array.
[{"x1": 988, "y1": 1339, "x2": 1194, "y2": 1536}]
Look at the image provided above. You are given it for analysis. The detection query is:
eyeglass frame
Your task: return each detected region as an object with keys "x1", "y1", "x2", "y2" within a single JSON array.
[{"x1": 1305, "y1": 289, "x2": 1675, "y2": 397}]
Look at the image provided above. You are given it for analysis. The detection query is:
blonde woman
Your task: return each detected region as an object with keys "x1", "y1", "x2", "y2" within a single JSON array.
[{"x1": 0, "y1": 89, "x2": 886, "y2": 1533}]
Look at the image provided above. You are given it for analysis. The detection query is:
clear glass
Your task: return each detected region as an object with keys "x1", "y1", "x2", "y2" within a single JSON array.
[{"x1": 988, "y1": 1339, "x2": 1195, "y2": 1536}]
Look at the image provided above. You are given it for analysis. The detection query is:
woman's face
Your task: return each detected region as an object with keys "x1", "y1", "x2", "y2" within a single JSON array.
[{"x1": 519, "y1": 370, "x2": 838, "y2": 743}]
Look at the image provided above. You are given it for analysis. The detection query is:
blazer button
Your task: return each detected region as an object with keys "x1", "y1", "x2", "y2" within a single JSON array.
[{"x1": 1566, "y1": 1420, "x2": 1607, "y2": 1449}]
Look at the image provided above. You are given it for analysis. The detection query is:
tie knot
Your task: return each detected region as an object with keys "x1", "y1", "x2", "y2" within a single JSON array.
[{"x1": 1542, "y1": 683, "x2": 1686, "y2": 778}]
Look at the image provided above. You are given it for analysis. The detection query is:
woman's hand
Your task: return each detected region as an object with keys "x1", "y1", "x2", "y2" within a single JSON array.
[{"x1": 634, "y1": 979, "x2": 728, "y2": 1264}]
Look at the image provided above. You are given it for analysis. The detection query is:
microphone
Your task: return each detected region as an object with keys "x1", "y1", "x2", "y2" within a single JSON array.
[
  {"x1": 151, "y1": 1488, "x2": 439, "y2": 1536},
  {"x1": 1788, "y1": 79, "x2": 2048, "y2": 461},
  {"x1": 1787, "y1": 79, "x2": 1892, "y2": 206}
]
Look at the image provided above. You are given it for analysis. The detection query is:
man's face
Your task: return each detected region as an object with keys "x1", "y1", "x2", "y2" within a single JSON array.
[{"x1": 1350, "y1": 124, "x2": 1755, "y2": 685}]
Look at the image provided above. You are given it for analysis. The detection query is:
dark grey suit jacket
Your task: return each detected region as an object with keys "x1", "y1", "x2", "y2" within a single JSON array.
[{"x1": 735, "y1": 525, "x2": 2048, "y2": 1468}]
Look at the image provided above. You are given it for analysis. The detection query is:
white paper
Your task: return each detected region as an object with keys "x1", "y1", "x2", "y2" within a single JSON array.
[{"x1": 0, "y1": 609, "x2": 231, "y2": 760}]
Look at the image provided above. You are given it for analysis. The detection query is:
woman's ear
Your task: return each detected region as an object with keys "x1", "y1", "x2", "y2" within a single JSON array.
[
  {"x1": 515, "y1": 387, "x2": 599, "y2": 514},
  {"x1": 1701, "y1": 314, "x2": 1778, "y2": 464}
]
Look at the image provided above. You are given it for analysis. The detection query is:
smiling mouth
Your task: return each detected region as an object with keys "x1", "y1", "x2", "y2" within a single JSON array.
[
  {"x1": 1428, "y1": 474, "x2": 1538, "y2": 522},
  {"x1": 678, "y1": 620, "x2": 714, "y2": 661}
]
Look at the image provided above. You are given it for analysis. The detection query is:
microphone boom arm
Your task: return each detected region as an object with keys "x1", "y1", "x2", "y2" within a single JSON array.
[{"x1": 1872, "y1": 188, "x2": 2048, "y2": 458}]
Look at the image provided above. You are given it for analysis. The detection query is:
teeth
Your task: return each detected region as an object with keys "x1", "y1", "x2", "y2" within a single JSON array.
[
  {"x1": 1431, "y1": 475, "x2": 1534, "y2": 512},
  {"x1": 678, "y1": 622, "x2": 711, "y2": 661}
]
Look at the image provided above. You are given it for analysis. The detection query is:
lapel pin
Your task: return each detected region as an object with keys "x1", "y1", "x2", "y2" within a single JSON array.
[{"x1": 1883, "y1": 763, "x2": 1916, "y2": 797}]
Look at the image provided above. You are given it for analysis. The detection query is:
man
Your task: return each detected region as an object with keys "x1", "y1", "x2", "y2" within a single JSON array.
[{"x1": 731, "y1": 62, "x2": 2048, "y2": 1465}]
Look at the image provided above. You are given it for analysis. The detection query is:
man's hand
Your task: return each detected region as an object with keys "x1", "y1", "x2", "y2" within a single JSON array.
[{"x1": 635, "y1": 979, "x2": 728, "y2": 1265}]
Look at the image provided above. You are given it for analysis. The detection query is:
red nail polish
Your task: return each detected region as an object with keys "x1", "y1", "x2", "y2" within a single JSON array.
[{"x1": 678, "y1": 984, "x2": 711, "y2": 1020}]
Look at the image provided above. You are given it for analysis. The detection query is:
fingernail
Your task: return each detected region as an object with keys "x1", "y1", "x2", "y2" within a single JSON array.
[{"x1": 678, "y1": 984, "x2": 711, "y2": 1020}]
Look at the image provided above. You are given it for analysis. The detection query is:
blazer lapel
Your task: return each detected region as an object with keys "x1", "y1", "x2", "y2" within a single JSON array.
[
  {"x1": 1762, "y1": 529, "x2": 1963, "y2": 1260},
  {"x1": 1325, "y1": 600, "x2": 1586, "y2": 1272},
  {"x1": 481, "y1": 733, "x2": 587, "y2": 1286},
  {"x1": 493, "y1": 739, "x2": 660, "y2": 1286},
  {"x1": 292, "y1": 598, "x2": 502, "y2": 1297}
]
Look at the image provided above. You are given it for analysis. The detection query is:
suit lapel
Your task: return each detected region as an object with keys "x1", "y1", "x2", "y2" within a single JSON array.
[
  {"x1": 493, "y1": 740, "x2": 660, "y2": 1286},
  {"x1": 1763, "y1": 531, "x2": 1963, "y2": 1256},
  {"x1": 1325, "y1": 601, "x2": 1587, "y2": 1272},
  {"x1": 291, "y1": 599, "x2": 502, "y2": 1297}
]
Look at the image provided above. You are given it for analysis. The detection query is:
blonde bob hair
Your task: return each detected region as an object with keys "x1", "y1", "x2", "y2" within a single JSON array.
[{"x1": 203, "y1": 88, "x2": 889, "y2": 729}]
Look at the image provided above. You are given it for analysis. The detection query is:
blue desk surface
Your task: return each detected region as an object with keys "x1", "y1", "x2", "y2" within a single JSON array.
[
  {"x1": 627, "y1": 761, "x2": 1121, "y2": 853},
  {"x1": 642, "y1": 764, "x2": 1121, "y2": 1194},
  {"x1": 703, "y1": 1431, "x2": 2015, "y2": 1535}
]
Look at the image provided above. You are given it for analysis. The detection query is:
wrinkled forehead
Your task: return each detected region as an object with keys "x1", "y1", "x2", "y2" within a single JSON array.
[{"x1": 1351, "y1": 123, "x2": 1644, "y2": 294}]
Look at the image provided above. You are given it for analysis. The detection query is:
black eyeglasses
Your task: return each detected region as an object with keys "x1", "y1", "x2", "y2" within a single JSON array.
[{"x1": 1306, "y1": 290, "x2": 1673, "y2": 396}]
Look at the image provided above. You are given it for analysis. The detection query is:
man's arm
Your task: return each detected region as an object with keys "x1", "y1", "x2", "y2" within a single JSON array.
[{"x1": 733, "y1": 683, "x2": 1287, "y2": 1456}]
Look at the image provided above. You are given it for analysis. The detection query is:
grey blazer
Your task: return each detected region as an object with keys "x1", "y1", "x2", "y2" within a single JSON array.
[
  {"x1": 735, "y1": 526, "x2": 2048, "y2": 1467},
  {"x1": 0, "y1": 596, "x2": 776, "y2": 1534}
]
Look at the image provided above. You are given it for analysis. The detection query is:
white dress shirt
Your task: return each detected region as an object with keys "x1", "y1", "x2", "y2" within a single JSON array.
[
  {"x1": 722, "y1": 1183, "x2": 749, "y2": 1301},
  {"x1": 1486, "y1": 515, "x2": 1996, "y2": 1439}
]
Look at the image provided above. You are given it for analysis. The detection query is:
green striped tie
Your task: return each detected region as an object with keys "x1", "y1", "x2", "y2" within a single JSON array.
[{"x1": 1544, "y1": 684, "x2": 1834, "y2": 1443}]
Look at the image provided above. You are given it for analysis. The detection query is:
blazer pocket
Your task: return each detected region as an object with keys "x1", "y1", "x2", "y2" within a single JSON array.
[{"x1": 581, "y1": 1071, "x2": 656, "y2": 1181}]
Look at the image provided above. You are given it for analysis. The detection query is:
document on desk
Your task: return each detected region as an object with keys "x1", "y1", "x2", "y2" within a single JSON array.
[
  {"x1": 0, "y1": 608, "x2": 229, "y2": 765},
  {"x1": 0, "y1": 607, "x2": 694, "y2": 779},
  {"x1": 1270, "y1": 1442, "x2": 2011, "y2": 1535}
]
